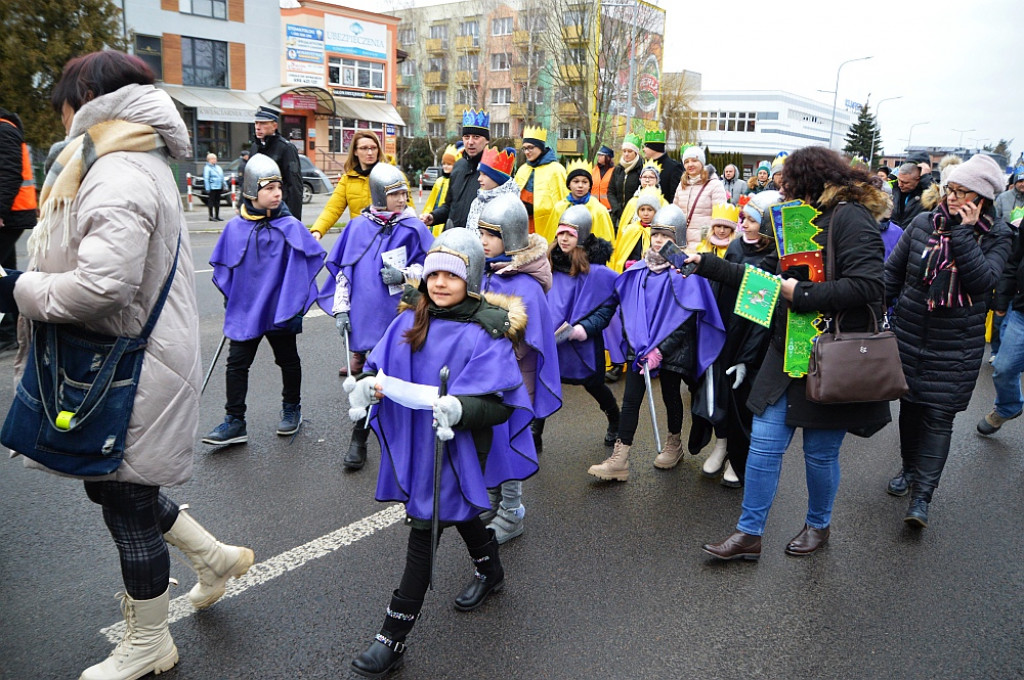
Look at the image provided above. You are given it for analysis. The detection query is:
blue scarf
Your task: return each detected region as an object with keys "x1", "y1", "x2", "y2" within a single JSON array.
[{"x1": 566, "y1": 193, "x2": 590, "y2": 206}]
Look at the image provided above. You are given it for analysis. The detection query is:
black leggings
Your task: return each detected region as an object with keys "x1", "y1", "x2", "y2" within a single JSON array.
[
  {"x1": 397, "y1": 518, "x2": 490, "y2": 602},
  {"x1": 226, "y1": 332, "x2": 301, "y2": 416},
  {"x1": 84, "y1": 482, "x2": 180, "y2": 600},
  {"x1": 207, "y1": 188, "x2": 222, "y2": 218},
  {"x1": 618, "y1": 368, "x2": 686, "y2": 446},
  {"x1": 579, "y1": 370, "x2": 618, "y2": 414}
]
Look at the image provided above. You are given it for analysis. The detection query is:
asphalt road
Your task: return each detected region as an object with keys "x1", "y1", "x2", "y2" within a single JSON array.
[{"x1": 0, "y1": 193, "x2": 1021, "y2": 679}]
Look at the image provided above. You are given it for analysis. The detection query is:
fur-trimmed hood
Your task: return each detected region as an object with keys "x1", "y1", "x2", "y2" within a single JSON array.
[
  {"x1": 584, "y1": 234, "x2": 613, "y2": 265},
  {"x1": 817, "y1": 181, "x2": 889, "y2": 221},
  {"x1": 399, "y1": 283, "x2": 526, "y2": 343},
  {"x1": 490, "y1": 233, "x2": 552, "y2": 292}
]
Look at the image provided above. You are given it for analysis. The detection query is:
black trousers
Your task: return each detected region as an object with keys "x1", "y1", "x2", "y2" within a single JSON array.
[
  {"x1": 618, "y1": 367, "x2": 687, "y2": 446},
  {"x1": 0, "y1": 228, "x2": 24, "y2": 344},
  {"x1": 898, "y1": 398, "x2": 955, "y2": 502},
  {"x1": 207, "y1": 188, "x2": 222, "y2": 218},
  {"x1": 225, "y1": 332, "x2": 301, "y2": 417},
  {"x1": 397, "y1": 518, "x2": 490, "y2": 602},
  {"x1": 580, "y1": 370, "x2": 618, "y2": 414},
  {"x1": 84, "y1": 481, "x2": 180, "y2": 600}
]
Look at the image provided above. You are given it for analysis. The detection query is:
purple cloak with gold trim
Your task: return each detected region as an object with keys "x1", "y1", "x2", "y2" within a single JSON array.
[
  {"x1": 211, "y1": 213, "x2": 325, "y2": 341},
  {"x1": 613, "y1": 264, "x2": 726, "y2": 376},
  {"x1": 317, "y1": 212, "x2": 434, "y2": 351},
  {"x1": 365, "y1": 310, "x2": 539, "y2": 523}
]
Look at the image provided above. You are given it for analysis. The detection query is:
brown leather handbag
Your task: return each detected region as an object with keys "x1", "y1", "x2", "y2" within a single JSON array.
[{"x1": 805, "y1": 204, "x2": 908, "y2": 404}]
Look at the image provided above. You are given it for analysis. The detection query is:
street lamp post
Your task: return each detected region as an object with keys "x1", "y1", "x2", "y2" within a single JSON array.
[
  {"x1": 906, "y1": 121, "x2": 929, "y2": 156},
  {"x1": 828, "y1": 56, "x2": 873, "y2": 150},
  {"x1": 868, "y1": 95, "x2": 901, "y2": 168},
  {"x1": 952, "y1": 128, "x2": 975, "y2": 149}
]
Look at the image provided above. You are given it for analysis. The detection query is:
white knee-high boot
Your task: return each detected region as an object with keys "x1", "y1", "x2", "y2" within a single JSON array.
[
  {"x1": 163, "y1": 505, "x2": 254, "y2": 609},
  {"x1": 79, "y1": 589, "x2": 178, "y2": 680}
]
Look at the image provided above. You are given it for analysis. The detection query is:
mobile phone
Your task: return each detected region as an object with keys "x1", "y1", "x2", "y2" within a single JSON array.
[{"x1": 657, "y1": 240, "x2": 696, "y2": 274}]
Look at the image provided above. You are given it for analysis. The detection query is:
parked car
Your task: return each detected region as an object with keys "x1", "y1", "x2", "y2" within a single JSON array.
[
  {"x1": 191, "y1": 153, "x2": 333, "y2": 205},
  {"x1": 421, "y1": 166, "x2": 441, "y2": 189}
]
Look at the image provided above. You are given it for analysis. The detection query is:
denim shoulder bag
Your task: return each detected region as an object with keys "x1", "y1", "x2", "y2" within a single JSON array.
[{"x1": 1, "y1": 234, "x2": 181, "y2": 476}]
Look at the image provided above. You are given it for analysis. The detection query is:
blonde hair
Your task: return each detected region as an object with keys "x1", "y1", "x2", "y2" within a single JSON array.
[{"x1": 206, "y1": 153, "x2": 217, "y2": 162}]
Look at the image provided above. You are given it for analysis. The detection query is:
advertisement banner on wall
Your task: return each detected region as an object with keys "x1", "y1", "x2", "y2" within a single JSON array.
[
  {"x1": 286, "y1": 24, "x2": 325, "y2": 87},
  {"x1": 599, "y1": 0, "x2": 665, "y2": 124},
  {"x1": 324, "y1": 15, "x2": 387, "y2": 60}
]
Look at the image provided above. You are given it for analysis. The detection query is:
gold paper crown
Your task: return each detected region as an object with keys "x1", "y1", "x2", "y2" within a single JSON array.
[
  {"x1": 442, "y1": 144, "x2": 460, "y2": 163},
  {"x1": 711, "y1": 202, "x2": 741, "y2": 224},
  {"x1": 523, "y1": 125, "x2": 548, "y2": 143},
  {"x1": 640, "y1": 159, "x2": 663, "y2": 175},
  {"x1": 565, "y1": 158, "x2": 592, "y2": 176}
]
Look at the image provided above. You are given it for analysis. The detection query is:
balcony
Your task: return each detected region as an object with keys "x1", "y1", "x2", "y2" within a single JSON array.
[
  {"x1": 424, "y1": 70, "x2": 448, "y2": 86},
  {"x1": 455, "y1": 70, "x2": 479, "y2": 85},
  {"x1": 426, "y1": 38, "x2": 448, "y2": 53},
  {"x1": 556, "y1": 138, "x2": 583, "y2": 155},
  {"x1": 510, "y1": 66, "x2": 530, "y2": 82},
  {"x1": 561, "y1": 24, "x2": 587, "y2": 44},
  {"x1": 557, "y1": 101, "x2": 580, "y2": 117},
  {"x1": 559, "y1": 64, "x2": 582, "y2": 81},
  {"x1": 425, "y1": 104, "x2": 448, "y2": 119},
  {"x1": 396, "y1": 105, "x2": 412, "y2": 121},
  {"x1": 510, "y1": 102, "x2": 535, "y2": 117},
  {"x1": 513, "y1": 30, "x2": 531, "y2": 48},
  {"x1": 454, "y1": 34, "x2": 480, "y2": 51}
]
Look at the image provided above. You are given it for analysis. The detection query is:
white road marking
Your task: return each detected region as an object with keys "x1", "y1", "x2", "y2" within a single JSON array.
[
  {"x1": 100, "y1": 504, "x2": 405, "y2": 642},
  {"x1": 305, "y1": 307, "x2": 327, "y2": 318},
  {"x1": 195, "y1": 268, "x2": 213, "y2": 274}
]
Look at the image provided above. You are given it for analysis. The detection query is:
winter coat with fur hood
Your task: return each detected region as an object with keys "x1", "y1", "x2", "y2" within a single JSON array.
[
  {"x1": 696, "y1": 182, "x2": 892, "y2": 434},
  {"x1": 12, "y1": 84, "x2": 201, "y2": 487}
]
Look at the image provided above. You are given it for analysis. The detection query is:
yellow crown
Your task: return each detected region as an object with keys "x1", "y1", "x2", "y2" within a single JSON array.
[
  {"x1": 523, "y1": 125, "x2": 548, "y2": 143},
  {"x1": 640, "y1": 159, "x2": 663, "y2": 175},
  {"x1": 442, "y1": 144, "x2": 460, "y2": 162},
  {"x1": 565, "y1": 158, "x2": 592, "y2": 176},
  {"x1": 711, "y1": 203, "x2": 741, "y2": 224}
]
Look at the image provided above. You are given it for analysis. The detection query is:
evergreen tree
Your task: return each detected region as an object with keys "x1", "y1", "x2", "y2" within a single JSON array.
[
  {"x1": 843, "y1": 103, "x2": 883, "y2": 165},
  {"x1": 0, "y1": 0, "x2": 126, "y2": 150}
]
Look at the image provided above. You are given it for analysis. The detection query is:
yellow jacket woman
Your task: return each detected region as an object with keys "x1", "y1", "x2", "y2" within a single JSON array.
[{"x1": 514, "y1": 128, "x2": 567, "y2": 240}]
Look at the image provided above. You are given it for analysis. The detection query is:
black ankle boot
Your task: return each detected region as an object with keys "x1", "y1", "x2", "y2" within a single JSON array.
[
  {"x1": 345, "y1": 423, "x2": 370, "y2": 470},
  {"x1": 454, "y1": 530, "x2": 504, "y2": 612},
  {"x1": 531, "y1": 418, "x2": 545, "y2": 454},
  {"x1": 351, "y1": 590, "x2": 421, "y2": 678},
  {"x1": 603, "y1": 405, "x2": 620, "y2": 447},
  {"x1": 904, "y1": 496, "x2": 929, "y2": 528}
]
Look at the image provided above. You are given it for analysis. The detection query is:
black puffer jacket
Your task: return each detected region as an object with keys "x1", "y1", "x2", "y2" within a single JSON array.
[
  {"x1": 432, "y1": 151, "x2": 482, "y2": 230},
  {"x1": 885, "y1": 208, "x2": 1012, "y2": 414},
  {"x1": 0, "y1": 107, "x2": 36, "y2": 229},
  {"x1": 697, "y1": 182, "x2": 892, "y2": 434},
  {"x1": 608, "y1": 162, "x2": 641, "y2": 225},
  {"x1": 994, "y1": 231, "x2": 1023, "y2": 312}
]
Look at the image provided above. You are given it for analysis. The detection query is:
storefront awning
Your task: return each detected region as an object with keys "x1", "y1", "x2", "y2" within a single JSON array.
[
  {"x1": 261, "y1": 86, "x2": 337, "y2": 116},
  {"x1": 159, "y1": 85, "x2": 267, "y2": 123},
  {"x1": 334, "y1": 98, "x2": 405, "y2": 127}
]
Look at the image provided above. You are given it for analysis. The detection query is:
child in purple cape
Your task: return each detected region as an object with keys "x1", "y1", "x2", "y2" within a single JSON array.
[
  {"x1": 479, "y1": 193, "x2": 562, "y2": 543},
  {"x1": 203, "y1": 155, "x2": 325, "y2": 445},
  {"x1": 588, "y1": 204, "x2": 726, "y2": 482},
  {"x1": 346, "y1": 228, "x2": 537, "y2": 678},
  {"x1": 319, "y1": 163, "x2": 434, "y2": 471},
  {"x1": 545, "y1": 204, "x2": 621, "y2": 447}
]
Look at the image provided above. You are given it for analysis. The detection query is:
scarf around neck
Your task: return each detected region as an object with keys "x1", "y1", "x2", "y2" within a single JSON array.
[
  {"x1": 30, "y1": 119, "x2": 165, "y2": 261},
  {"x1": 921, "y1": 202, "x2": 992, "y2": 310},
  {"x1": 644, "y1": 248, "x2": 671, "y2": 272},
  {"x1": 619, "y1": 154, "x2": 640, "y2": 174}
]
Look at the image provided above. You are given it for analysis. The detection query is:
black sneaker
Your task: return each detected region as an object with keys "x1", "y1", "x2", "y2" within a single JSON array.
[
  {"x1": 202, "y1": 415, "x2": 248, "y2": 445},
  {"x1": 277, "y1": 403, "x2": 302, "y2": 436}
]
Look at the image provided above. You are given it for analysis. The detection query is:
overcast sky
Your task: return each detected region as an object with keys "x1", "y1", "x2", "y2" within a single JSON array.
[{"x1": 370, "y1": 0, "x2": 1022, "y2": 161}]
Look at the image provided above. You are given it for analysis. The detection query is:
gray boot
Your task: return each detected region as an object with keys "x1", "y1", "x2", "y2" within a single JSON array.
[{"x1": 487, "y1": 480, "x2": 525, "y2": 544}]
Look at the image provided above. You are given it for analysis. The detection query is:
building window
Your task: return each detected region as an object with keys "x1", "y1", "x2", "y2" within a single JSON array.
[
  {"x1": 428, "y1": 122, "x2": 445, "y2": 137},
  {"x1": 562, "y1": 48, "x2": 584, "y2": 65},
  {"x1": 456, "y1": 89, "x2": 476, "y2": 106},
  {"x1": 196, "y1": 120, "x2": 230, "y2": 159},
  {"x1": 398, "y1": 90, "x2": 414, "y2": 107},
  {"x1": 457, "y1": 54, "x2": 479, "y2": 71},
  {"x1": 428, "y1": 57, "x2": 446, "y2": 72},
  {"x1": 491, "y1": 122, "x2": 510, "y2": 138},
  {"x1": 429, "y1": 24, "x2": 448, "y2": 40},
  {"x1": 329, "y1": 57, "x2": 385, "y2": 90},
  {"x1": 490, "y1": 53, "x2": 512, "y2": 71},
  {"x1": 400, "y1": 60, "x2": 417, "y2": 76},
  {"x1": 134, "y1": 34, "x2": 163, "y2": 80},
  {"x1": 459, "y1": 20, "x2": 479, "y2": 36},
  {"x1": 180, "y1": 0, "x2": 227, "y2": 19},
  {"x1": 521, "y1": 13, "x2": 546, "y2": 31},
  {"x1": 559, "y1": 127, "x2": 581, "y2": 139},
  {"x1": 563, "y1": 10, "x2": 585, "y2": 26},
  {"x1": 181, "y1": 37, "x2": 228, "y2": 88},
  {"x1": 428, "y1": 90, "x2": 446, "y2": 105},
  {"x1": 492, "y1": 17, "x2": 514, "y2": 35},
  {"x1": 399, "y1": 27, "x2": 416, "y2": 45},
  {"x1": 490, "y1": 88, "x2": 511, "y2": 104}
]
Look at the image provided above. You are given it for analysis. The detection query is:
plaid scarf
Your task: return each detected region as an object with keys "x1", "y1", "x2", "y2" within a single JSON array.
[
  {"x1": 29, "y1": 120, "x2": 165, "y2": 262},
  {"x1": 920, "y1": 202, "x2": 992, "y2": 310}
]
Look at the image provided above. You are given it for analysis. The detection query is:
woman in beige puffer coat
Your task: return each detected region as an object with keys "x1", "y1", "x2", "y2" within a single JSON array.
[
  {"x1": 3, "y1": 51, "x2": 253, "y2": 680},
  {"x1": 672, "y1": 146, "x2": 727, "y2": 251}
]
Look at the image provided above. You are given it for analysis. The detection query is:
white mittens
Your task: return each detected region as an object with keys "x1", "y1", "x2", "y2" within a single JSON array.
[
  {"x1": 348, "y1": 376, "x2": 377, "y2": 421},
  {"x1": 432, "y1": 395, "x2": 462, "y2": 441}
]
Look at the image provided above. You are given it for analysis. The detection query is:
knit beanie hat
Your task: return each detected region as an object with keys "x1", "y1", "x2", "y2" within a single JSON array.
[
  {"x1": 946, "y1": 154, "x2": 1006, "y2": 200},
  {"x1": 635, "y1": 187, "x2": 662, "y2": 212},
  {"x1": 621, "y1": 134, "x2": 642, "y2": 154},
  {"x1": 479, "y1": 146, "x2": 517, "y2": 186},
  {"x1": 423, "y1": 251, "x2": 468, "y2": 282},
  {"x1": 756, "y1": 160, "x2": 771, "y2": 176},
  {"x1": 681, "y1": 146, "x2": 705, "y2": 165}
]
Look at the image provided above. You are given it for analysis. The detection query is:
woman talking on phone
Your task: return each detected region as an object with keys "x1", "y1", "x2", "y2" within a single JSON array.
[{"x1": 883, "y1": 154, "x2": 1011, "y2": 529}]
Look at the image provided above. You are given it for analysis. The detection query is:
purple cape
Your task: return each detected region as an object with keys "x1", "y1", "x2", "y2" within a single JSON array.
[
  {"x1": 211, "y1": 214, "x2": 325, "y2": 341},
  {"x1": 614, "y1": 264, "x2": 726, "y2": 376},
  {"x1": 317, "y1": 213, "x2": 434, "y2": 351},
  {"x1": 482, "y1": 271, "x2": 562, "y2": 419},
  {"x1": 365, "y1": 311, "x2": 538, "y2": 523},
  {"x1": 548, "y1": 266, "x2": 619, "y2": 381}
]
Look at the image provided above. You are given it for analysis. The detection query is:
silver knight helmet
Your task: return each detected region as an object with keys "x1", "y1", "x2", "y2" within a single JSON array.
[
  {"x1": 242, "y1": 154, "x2": 282, "y2": 200},
  {"x1": 477, "y1": 193, "x2": 530, "y2": 254},
  {"x1": 369, "y1": 163, "x2": 408, "y2": 209},
  {"x1": 558, "y1": 204, "x2": 593, "y2": 244}
]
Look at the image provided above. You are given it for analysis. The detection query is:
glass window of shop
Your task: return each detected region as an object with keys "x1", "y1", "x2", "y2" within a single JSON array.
[
  {"x1": 329, "y1": 57, "x2": 385, "y2": 91},
  {"x1": 328, "y1": 118, "x2": 383, "y2": 155}
]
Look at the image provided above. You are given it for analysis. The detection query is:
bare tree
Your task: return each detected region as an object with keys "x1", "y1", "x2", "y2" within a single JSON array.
[{"x1": 660, "y1": 71, "x2": 699, "y2": 151}]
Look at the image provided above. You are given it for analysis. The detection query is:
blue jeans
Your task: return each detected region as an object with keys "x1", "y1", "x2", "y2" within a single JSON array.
[
  {"x1": 992, "y1": 309, "x2": 1024, "y2": 418},
  {"x1": 736, "y1": 393, "x2": 847, "y2": 536}
]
